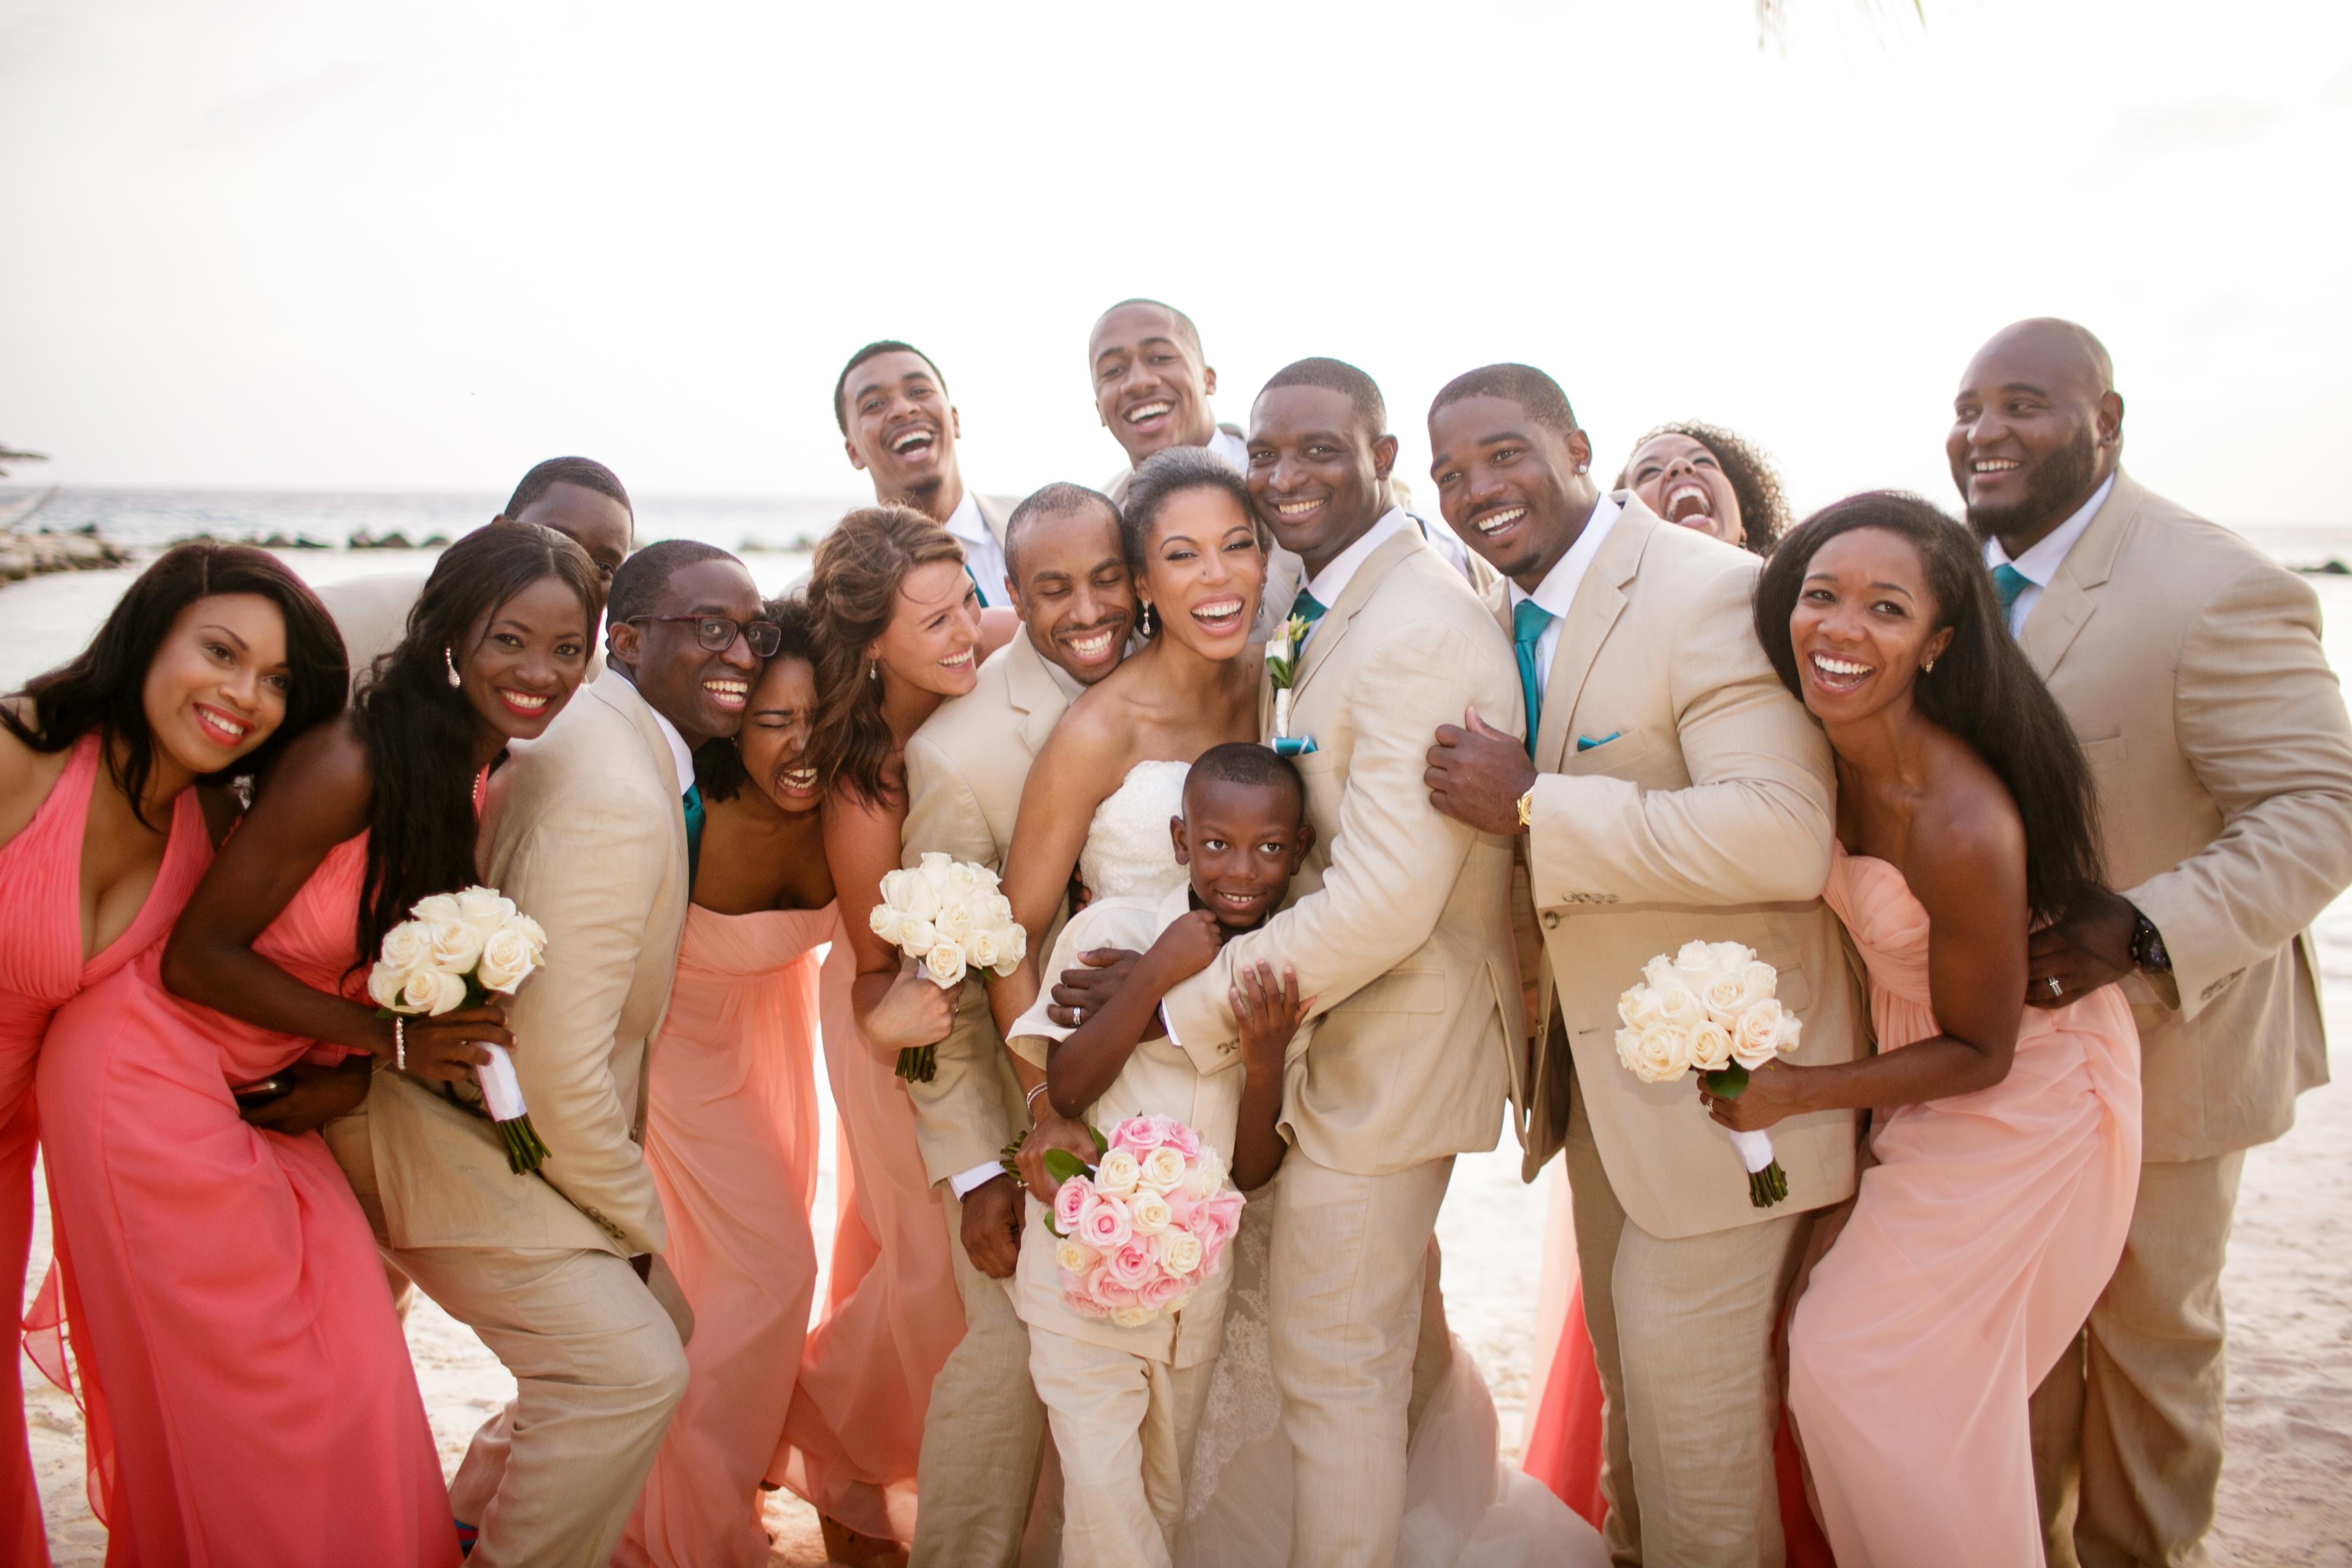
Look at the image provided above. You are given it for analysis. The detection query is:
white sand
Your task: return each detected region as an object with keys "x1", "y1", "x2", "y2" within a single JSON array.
[{"x1": 9, "y1": 555, "x2": 2351, "y2": 1563}]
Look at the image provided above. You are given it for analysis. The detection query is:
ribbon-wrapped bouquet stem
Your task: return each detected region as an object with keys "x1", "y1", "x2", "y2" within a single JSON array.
[
  {"x1": 870, "y1": 852, "x2": 1026, "y2": 1083},
  {"x1": 1616, "y1": 940, "x2": 1804, "y2": 1207},
  {"x1": 367, "y1": 886, "x2": 550, "y2": 1174}
]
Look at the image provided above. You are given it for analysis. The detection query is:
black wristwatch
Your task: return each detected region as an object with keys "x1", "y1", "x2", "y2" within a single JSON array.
[{"x1": 2129, "y1": 911, "x2": 2171, "y2": 973}]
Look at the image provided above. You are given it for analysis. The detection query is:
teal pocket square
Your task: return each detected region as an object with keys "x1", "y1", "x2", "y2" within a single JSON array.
[
  {"x1": 1575, "y1": 732, "x2": 1621, "y2": 752},
  {"x1": 1273, "y1": 735, "x2": 1319, "y2": 757}
]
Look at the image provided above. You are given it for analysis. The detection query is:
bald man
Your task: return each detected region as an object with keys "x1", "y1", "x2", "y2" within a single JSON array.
[{"x1": 1950, "y1": 319, "x2": 2352, "y2": 1568}]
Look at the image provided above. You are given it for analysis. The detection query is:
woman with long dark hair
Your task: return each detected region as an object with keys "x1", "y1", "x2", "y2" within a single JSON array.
[
  {"x1": 0, "y1": 541, "x2": 337, "y2": 1565},
  {"x1": 773, "y1": 504, "x2": 1015, "y2": 1562},
  {"x1": 1727, "y1": 492, "x2": 2141, "y2": 1565},
  {"x1": 619, "y1": 599, "x2": 836, "y2": 1568},
  {"x1": 37, "y1": 522, "x2": 600, "y2": 1565}
]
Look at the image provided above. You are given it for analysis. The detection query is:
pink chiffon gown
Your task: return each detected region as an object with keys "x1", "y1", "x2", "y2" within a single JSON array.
[
  {"x1": 36, "y1": 832, "x2": 457, "y2": 1567},
  {"x1": 1790, "y1": 845, "x2": 2141, "y2": 1567},
  {"x1": 772, "y1": 910, "x2": 963, "y2": 1547},
  {"x1": 3, "y1": 735, "x2": 211, "y2": 1564},
  {"x1": 616, "y1": 901, "x2": 831, "y2": 1568}
]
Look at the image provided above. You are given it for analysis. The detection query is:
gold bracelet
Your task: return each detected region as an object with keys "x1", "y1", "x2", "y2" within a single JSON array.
[{"x1": 1516, "y1": 789, "x2": 1535, "y2": 831}]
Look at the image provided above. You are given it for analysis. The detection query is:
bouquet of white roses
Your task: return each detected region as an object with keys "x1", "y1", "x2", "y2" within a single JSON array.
[
  {"x1": 1616, "y1": 940, "x2": 1803, "y2": 1207},
  {"x1": 870, "y1": 852, "x2": 1026, "y2": 1083},
  {"x1": 367, "y1": 885, "x2": 551, "y2": 1174}
]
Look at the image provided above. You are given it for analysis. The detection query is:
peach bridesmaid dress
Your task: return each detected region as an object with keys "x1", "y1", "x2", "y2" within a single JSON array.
[
  {"x1": 772, "y1": 911, "x2": 963, "y2": 1547},
  {"x1": 1790, "y1": 845, "x2": 2141, "y2": 1567},
  {"x1": 36, "y1": 833, "x2": 457, "y2": 1567},
  {"x1": 615, "y1": 901, "x2": 831, "y2": 1568},
  {"x1": 2, "y1": 735, "x2": 211, "y2": 1564}
]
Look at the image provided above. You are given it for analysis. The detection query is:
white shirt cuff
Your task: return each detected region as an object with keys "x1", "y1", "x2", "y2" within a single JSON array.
[{"x1": 949, "y1": 1161, "x2": 1005, "y2": 1200}]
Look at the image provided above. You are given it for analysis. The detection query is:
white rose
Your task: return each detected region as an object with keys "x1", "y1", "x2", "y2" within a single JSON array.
[
  {"x1": 1741, "y1": 960, "x2": 1779, "y2": 1004},
  {"x1": 476, "y1": 927, "x2": 538, "y2": 994},
  {"x1": 981, "y1": 890, "x2": 1015, "y2": 927},
  {"x1": 453, "y1": 886, "x2": 517, "y2": 940},
  {"x1": 410, "y1": 892, "x2": 463, "y2": 927},
  {"x1": 423, "y1": 916, "x2": 484, "y2": 975},
  {"x1": 966, "y1": 926, "x2": 1002, "y2": 970},
  {"x1": 1620, "y1": 1023, "x2": 1689, "y2": 1084},
  {"x1": 1673, "y1": 940, "x2": 1716, "y2": 979},
  {"x1": 899, "y1": 916, "x2": 936, "y2": 953},
  {"x1": 1180, "y1": 1148, "x2": 1226, "y2": 1200},
  {"x1": 1156, "y1": 1228, "x2": 1205, "y2": 1276},
  {"x1": 378, "y1": 919, "x2": 431, "y2": 974},
  {"x1": 924, "y1": 942, "x2": 969, "y2": 988},
  {"x1": 366, "y1": 960, "x2": 410, "y2": 1012},
  {"x1": 1775, "y1": 1011, "x2": 1803, "y2": 1057},
  {"x1": 1137, "y1": 1146, "x2": 1187, "y2": 1193},
  {"x1": 877, "y1": 868, "x2": 916, "y2": 911},
  {"x1": 399, "y1": 965, "x2": 469, "y2": 1017},
  {"x1": 1688, "y1": 1017, "x2": 1735, "y2": 1073},
  {"x1": 1711, "y1": 940, "x2": 1758, "y2": 972},
  {"x1": 991, "y1": 921, "x2": 1026, "y2": 975},
  {"x1": 1700, "y1": 970, "x2": 1752, "y2": 1023},
  {"x1": 869, "y1": 903, "x2": 909, "y2": 949},
  {"x1": 1128, "y1": 1189, "x2": 1173, "y2": 1236},
  {"x1": 1618, "y1": 985, "x2": 1667, "y2": 1031},
  {"x1": 1054, "y1": 1239, "x2": 1098, "y2": 1276},
  {"x1": 1730, "y1": 1000, "x2": 1784, "y2": 1069},
  {"x1": 934, "y1": 900, "x2": 973, "y2": 941},
  {"x1": 1654, "y1": 982, "x2": 1702, "y2": 1029},
  {"x1": 942, "y1": 861, "x2": 983, "y2": 903},
  {"x1": 896, "y1": 875, "x2": 941, "y2": 924},
  {"x1": 1109, "y1": 1304, "x2": 1157, "y2": 1330},
  {"x1": 917, "y1": 852, "x2": 954, "y2": 893},
  {"x1": 508, "y1": 913, "x2": 548, "y2": 963},
  {"x1": 1093, "y1": 1148, "x2": 1141, "y2": 1197},
  {"x1": 1642, "y1": 954, "x2": 1680, "y2": 994}
]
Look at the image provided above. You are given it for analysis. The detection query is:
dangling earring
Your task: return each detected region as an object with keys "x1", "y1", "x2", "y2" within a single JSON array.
[
  {"x1": 868, "y1": 659, "x2": 879, "y2": 682},
  {"x1": 444, "y1": 649, "x2": 463, "y2": 688},
  {"x1": 1139, "y1": 603, "x2": 1155, "y2": 637}
]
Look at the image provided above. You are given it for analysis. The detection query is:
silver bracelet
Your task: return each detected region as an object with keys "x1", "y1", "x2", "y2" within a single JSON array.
[
  {"x1": 393, "y1": 1016, "x2": 406, "y2": 1073},
  {"x1": 1025, "y1": 1081, "x2": 1051, "y2": 1114}
]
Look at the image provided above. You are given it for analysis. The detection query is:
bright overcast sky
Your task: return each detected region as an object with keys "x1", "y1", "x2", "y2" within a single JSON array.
[{"x1": 3, "y1": 0, "x2": 2347, "y2": 525}]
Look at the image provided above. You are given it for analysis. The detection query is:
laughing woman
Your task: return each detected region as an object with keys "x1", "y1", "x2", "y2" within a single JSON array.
[
  {"x1": 1618, "y1": 421, "x2": 1793, "y2": 555},
  {"x1": 775, "y1": 505, "x2": 1016, "y2": 1562},
  {"x1": 38, "y1": 523, "x2": 601, "y2": 1566},
  {"x1": 618, "y1": 600, "x2": 836, "y2": 1568}
]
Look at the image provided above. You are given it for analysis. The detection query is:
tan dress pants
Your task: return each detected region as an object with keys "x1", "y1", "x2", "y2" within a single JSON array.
[
  {"x1": 910, "y1": 1188, "x2": 1054, "y2": 1568},
  {"x1": 2032, "y1": 1150, "x2": 2246, "y2": 1568},
  {"x1": 1564, "y1": 1086, "x2": 1806, "y2": 1568},
  {"x1": 1026, "y1": 1326, "x2": 1213, "y2": 1568}
]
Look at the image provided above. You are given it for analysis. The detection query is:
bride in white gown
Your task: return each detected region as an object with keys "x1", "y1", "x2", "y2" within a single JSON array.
[{"x1": 995, "y1": 450, "x2": 1600, "y2": 1566}]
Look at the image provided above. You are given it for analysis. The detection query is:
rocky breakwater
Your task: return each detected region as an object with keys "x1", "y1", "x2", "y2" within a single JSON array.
[{"x1": 0, "y1": 526, "x2": 127, "y2": 583}]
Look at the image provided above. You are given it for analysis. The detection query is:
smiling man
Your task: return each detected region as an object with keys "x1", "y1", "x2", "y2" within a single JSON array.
[
  {"x1": 836, "y1": 340, "x2": 1018, "y2": 606},
  {"x1": 895, "y1": 483, "x2": 1137, "y2": 1566},
  {"x1": 1948, "y1": 320, "x2": 2352, "y2": 1568},
  {"x1": 1420, "y1": 362, "x2": 1863, "y2": 1568},
  {"x1": 1088, "y1": 299, "x2": 1250, "y2": 504}
]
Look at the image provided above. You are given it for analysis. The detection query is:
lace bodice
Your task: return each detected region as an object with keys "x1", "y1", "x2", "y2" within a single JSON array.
[{"x1": 1077, "y1": 760, "x2": 1190, "y2": 903}]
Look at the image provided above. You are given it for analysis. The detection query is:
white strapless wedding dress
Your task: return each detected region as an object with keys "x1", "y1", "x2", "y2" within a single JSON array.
[{"x1": 1071, "y1": 762, "x2": 1605, "y2": 1567}]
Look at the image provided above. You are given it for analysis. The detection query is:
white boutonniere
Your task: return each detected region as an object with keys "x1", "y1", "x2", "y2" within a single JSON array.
[{"x1": 1266, "y1": 614, "x2": 1310, "y2": 750}]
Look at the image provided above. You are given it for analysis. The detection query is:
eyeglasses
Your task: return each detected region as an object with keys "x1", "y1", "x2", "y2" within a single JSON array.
[{"x1": 625, "y1": 614, "x2": 783, "y2": 658}]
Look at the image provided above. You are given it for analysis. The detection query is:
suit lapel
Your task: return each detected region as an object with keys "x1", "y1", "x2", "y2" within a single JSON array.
[
  {"x1": 1535, "y1": 505, "x2": 1650, "y2": 772},
  {"x1": 2019, "y1": 472, "x2": 2139, "y2": 678},
  {"x1": 1003, "y1": 634, "x2": 1074, "y2": 755},
  {"x1": 974, "y1": 491, "x2": 1015, "y2": 553},
  {"x1": 1292, "y1": 529, "x2": 1424, "y2": 702},
  {"x1": 588, "y1": 671, "x2": 690, "y2": 861}
]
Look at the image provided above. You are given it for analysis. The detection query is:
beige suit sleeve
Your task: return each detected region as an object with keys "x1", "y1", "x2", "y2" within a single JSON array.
[
  {"x1": 497, "y1": 786, "x2": 671, "y2": 1254},
  {"x1": 900, "y1": 729, "x2": 1018, "y2": 1183},
  {"x1": 1162, "y1": 618, "x2": 1519, "y2": 1058},
  {"x1": 2125, "y1": 562, "x2": 2352, "y2": 1020},
  {"x1": 1527, "y1": 565, "x2": 1834, "y2": 909}
]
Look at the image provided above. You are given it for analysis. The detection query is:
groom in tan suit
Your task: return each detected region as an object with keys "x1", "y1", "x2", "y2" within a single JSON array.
[
  {"x1": 1948, "y1": 320, "x2": 2352, "y2": 1568},
  {"x1": 1149, "y1": 359, "x2": 1526, "y2": 1568},
  {"x1": 1422, "y1": 364, "x2": 1865, "y2": 1567},
  {"x1": 327, "y1": 540, "x2": 768, "y2": 1567},
  {"x1": 898, "y1": 484, "x2": 1137, "y2": 1567}
]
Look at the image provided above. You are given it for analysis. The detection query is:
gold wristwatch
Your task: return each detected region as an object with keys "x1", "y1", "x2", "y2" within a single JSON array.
[{"x1": 1516, "y1": 788, "x2": 1535, "y2": 832}]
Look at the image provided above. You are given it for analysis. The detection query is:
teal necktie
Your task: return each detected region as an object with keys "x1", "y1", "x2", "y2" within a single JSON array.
[
  {"x1": 1991, "y1": 562, "x2": 2032, "y2": 630},
  {"x1": 681, "y1": 783, "x2": 705, "y2": 887},
  {"x1": 1291, "y1": 589, "x2": 1329, "y2": 646},
  {"x1": 1512, "y1": 598, "x2": 1556, "y2": 758},
  {"x1": 963, "y1": 561, "x2": 988, "y2": 609}
]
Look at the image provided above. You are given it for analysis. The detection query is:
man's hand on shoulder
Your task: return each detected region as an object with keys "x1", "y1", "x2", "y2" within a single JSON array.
[{"x1": 1426, "y1": 706, "x2": 1536, "y2": 837}]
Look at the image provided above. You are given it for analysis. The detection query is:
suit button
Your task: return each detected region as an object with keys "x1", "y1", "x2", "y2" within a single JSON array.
[{"x1": 1541, "y1": 912, "x2": 1560, "y2": 930}]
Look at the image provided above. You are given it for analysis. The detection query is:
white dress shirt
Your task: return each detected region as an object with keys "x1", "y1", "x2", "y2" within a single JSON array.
[
  {"x1": 1506, "y1": 495, "x2": 1621, "y2": 704},
  {"x1": 1204, "y1": 423, "x2": 1249, "y2": 475},
  {"x1": 944, "y1": 488, "x2": 1011, "y2": 609},
  {"x1": 1984, "y1": 473, "x2": 2115, "y2": 636}
]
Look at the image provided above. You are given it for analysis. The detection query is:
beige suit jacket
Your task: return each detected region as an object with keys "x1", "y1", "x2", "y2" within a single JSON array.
[
  {"x1": 315, "y1": 564, "x2": 607, "y2": 693},
  {"x1": 1161, "y1": 529, "x2": 1529, "y2": 1177},
  {"x1": 2021, "y1": 473, "x2": 2352, "y2": 1161},
  {"x1": 899, "y1": 630, "x2": 1083, "y2": 1186},
  {"x1": 362, "y1": 669, "x2": 689, "y2": 1256},
  {"x1": 1517, "y1": 500, "x2": 1864, "y2": 1240}
]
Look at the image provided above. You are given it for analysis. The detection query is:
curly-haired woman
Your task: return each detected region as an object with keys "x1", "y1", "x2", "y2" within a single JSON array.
[{"x1": 1619, "y1": 421, "x2": 1794, "y2": 555}]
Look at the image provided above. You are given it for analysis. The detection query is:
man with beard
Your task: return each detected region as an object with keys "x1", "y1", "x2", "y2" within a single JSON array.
[
  {"x1": 836, "y1": 340, "x2": 1017, "y2": 605},
  {"x1": 1951, "y1": 319, "x2": 2352, "y2": 1568},
  {"x1": 897, "y1": 483, "x2": 1137, "y2": 1567}
]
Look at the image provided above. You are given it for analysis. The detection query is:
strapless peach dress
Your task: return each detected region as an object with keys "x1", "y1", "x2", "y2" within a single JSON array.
[
  {"x1": 770, "y1": 911, "x2": 963, "y2": 1546},
  {"x1": 615, "y1": 902, "x2": 830, "y2": 1568},
  {"x1": 1790, "y1": 846, "x2": 2140, "y2": 1567},
  {"x1": 2, "y1": 735, "x2": 210, "y2": 1564},
  {"x1": 36, "y1": 833, "x2": 456, "y2": 1566}
]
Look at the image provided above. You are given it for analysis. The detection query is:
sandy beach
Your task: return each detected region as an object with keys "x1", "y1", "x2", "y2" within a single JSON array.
[{"x1": 10, "y1": 554, "x2": 2351, "y2": 1565}]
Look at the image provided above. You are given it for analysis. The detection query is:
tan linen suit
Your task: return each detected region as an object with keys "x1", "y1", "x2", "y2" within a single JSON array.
[
  {"x1": 1161, "y1": 528, "x2": 1525, "y2": 1568},
  {"x1": 315, "y1": 564, "x2": 606, "y2": 693},
  {"x1": 324, "y1": 669, "x2": 693, "y2": 1568},
  {"x1": 1514, "y1": 502, "x2": 1864, "y2": 1568},
  {"x1": 2015, "y1": 474, "x2": 2352, "y2": 1568},
  {"x1": 897, "y1": 630, "x2": 1078, "y2": 1568}
]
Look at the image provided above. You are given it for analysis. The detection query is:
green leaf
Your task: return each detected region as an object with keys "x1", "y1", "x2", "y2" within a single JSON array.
[
  {"x1": 1043, "y1": 1148, "x2": 1093, "y2": 1185},
  {"x1": 1703, "y1": 1062, "x2": 1753, "y2": 1100},
  {"x1": 1088, "y1": 1124, "x2": 1109, "y2": 1155}
]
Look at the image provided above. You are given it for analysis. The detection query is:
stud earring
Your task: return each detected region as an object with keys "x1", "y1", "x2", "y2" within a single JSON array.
[
  {"x1": 1923, "y1": 659, "x2": 1936, "y2": 674},
  {"x1": 444, "y1": 649, "x2": 463, "y2": 688}
]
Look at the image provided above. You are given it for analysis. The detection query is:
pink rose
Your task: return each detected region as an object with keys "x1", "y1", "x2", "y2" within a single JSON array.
[
  {"x1": 1063, "y1": 1285, "x2": 1109, "y2": 1319},
  {"x1": 1052, "y1": 1175, "x2": 1090, "y2": 1234},
  {"x1": 1077, "y1": 1193, "x2": 1132, "y2": 1252},
  {"x1": 1104, "y1": 1239, "x2": 1157, "y2": 1291},
  {"x1": 1159, "y1": 1118, "x2": 1201, "y2": 1160},
  {"x1": 1111, "y1": 1114, "x2": 1167, "y2": 1155},
  {"x1": 1138, "y1": 1273, "x2": 1188, "y2": 1312},
  {"x1": 1193, "y1": 1191, "x2": 1245, "y2": 1251},
  {"x1": 1088, "y1": 1270, "x2": 1139, "y2": 1311},
  {"x1": 1163, "y1": 1189, "x2": 1199, "y2": 1228},
  {"x1": 1200, "y1": 1232, "x2": 1230, "y2": 1277}
]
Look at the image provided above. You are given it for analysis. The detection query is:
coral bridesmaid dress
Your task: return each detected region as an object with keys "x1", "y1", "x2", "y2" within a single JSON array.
[
  {"x1": 1789, "y1": 846, "x2": 2141, "y2": 1567},
  {"x1": 772, "y1": 911, "x2": 963, "y2": 1547},
  {"x1": 36, "y1": 832, "x2": 457, "y2": 1567},
  {"x1": 616, "y1": 901, "x2": 831, "y2": 1568},
  {"x1": 2, "y1": 735, "x2": 210, "y2": 1564}
]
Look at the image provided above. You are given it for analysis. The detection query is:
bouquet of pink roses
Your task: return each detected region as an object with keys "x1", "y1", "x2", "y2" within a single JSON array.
[{"x1": 1041, "y1": 1113, "x2": 1245, "y2": 1329}]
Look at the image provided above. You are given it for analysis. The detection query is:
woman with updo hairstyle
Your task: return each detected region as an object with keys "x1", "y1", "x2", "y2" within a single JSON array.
[
  {"x1": 777, "y1": 504, "x2": 1016, "y2": 1562},
  {"x1": 0, "y1": 540, "x2": 340, "y2": 1560},
  {"x1": 37, "y1": 521, "x2": 599, "y2": 1565},
  {"x1": 1728, "y1": 492, "x2": 2139, "y2": 1563},
  {"x1": 1618, "y1": 420, "x2": 1793, "y2": 555},
  {"x1": 622, "y1": 597, "x2": 839, "y2": 1568}
]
